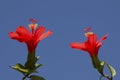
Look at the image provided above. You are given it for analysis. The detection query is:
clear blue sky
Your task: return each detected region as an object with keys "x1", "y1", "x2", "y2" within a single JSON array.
[{"x1": 0, "y1": 0, "x2": 120, "y2": 80}]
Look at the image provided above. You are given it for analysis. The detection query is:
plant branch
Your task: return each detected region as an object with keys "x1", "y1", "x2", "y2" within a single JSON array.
[{"x1": 22, "y1": 74, "x2": 29, "y2": 80}]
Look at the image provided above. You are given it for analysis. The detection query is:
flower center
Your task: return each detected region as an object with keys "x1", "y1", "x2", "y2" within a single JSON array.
[
  {"x1": 85, "y1": 32, "x2": 93, "y2": 37},
  {"x1": 28, "y1": 18, "x2": 39, "y2": 34},
  {"x1": 29, "y1": 23, "x2": 38, "y2": 34}
]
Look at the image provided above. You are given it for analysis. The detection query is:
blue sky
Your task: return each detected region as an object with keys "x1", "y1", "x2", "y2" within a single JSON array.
[{"x1": 0, "y1": 0, "x2": 120, "y2": 80}]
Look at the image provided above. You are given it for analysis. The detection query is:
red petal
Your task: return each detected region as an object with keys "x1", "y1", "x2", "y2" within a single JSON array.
[
  {"x1": 16, "y1": 26, "x2": 32, "y2": 42},
  {"x1": 101, "y1": 34, "x2": 108, "y2": 41},
  {"x1": 96, "y1": 41, "x2": 102, "y2": 48},
  {"x1": 16, "y1": 26, "x2": 31, "y2": 37},
  {"x1": 9, "y1": 26, "x2": 32, "y2": 43},
  {"x1": 33, "y1": 26, "x2": 46, "y2": 45},
  {"x1": 85, "y1": 41, "x2": 99, "y2": 57},
  {"x1": 87, "y1": 33, "x2": 98, "y2": 48},
  {"x1": 9, "y1": 32, "x2": 19, "y2": 39},
  {"x1": 39, "y1": 30, "x2": 53, "y2": 41},
  {"x1": 35, "y1": 26, "x2": 46, "y2": 37},
  {"x1": 9, "y1": 32, "x2": 24, "y2": 42},
  {"x1": 70, "y1": 42, "x2": 87, "y2": 51}
]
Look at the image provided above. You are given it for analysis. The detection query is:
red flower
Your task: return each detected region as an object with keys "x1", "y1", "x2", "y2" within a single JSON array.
[
  {"x1": 9, "y1": 19, "x2": 53, "y2": 53},
  {"x1": 70, "y1": 28, "x2": 108, "y2": 57}
]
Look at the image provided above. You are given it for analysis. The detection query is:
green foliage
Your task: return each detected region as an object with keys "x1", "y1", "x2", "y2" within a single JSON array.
[
  {"x1": 98, "y1": 61, "x2": 116, "y2": 80},
  {"x1": 98, "y1": 61, "x2": 105, "y2": 75},
  {"x1": 30, "y1": 75, "x2": 45, "y2": 80},
  {"x1": 11, "y1": 55, "x2": 44, "y2": 80},
  {"x1": 35, "y1": 64, "x2": 43, "y2": 69},
  {"x1": 10, "y1": 63, "x2": 37, "y2": 75},
  {"x1": 106, "y1": 63, "x2": 116, "y2": 78}
]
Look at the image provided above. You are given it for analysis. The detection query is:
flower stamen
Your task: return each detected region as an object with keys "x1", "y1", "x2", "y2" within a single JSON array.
[
  {"x1": 29, "y1": 23, "x2": 38, "y2": 34},
  {"x1": 85, "y1": 32, "x2": 94, "y2": 37},
  {"x1": 28, "y1": 18, "x2": 39, "y2": 34}
]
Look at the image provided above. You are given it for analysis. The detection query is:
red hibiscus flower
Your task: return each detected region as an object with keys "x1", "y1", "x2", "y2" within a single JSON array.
[
  {"x1": 70, "y1": 28, "x2": 108, "y2": 57},
  {"x1": 9, "y1": 19, "x2": 53, "y2": 53}
]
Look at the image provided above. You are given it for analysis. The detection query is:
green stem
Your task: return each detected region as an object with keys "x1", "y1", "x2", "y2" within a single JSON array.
[
  {"x1": 25, "y1": 50, "x2": 36, "y2": 69},
  {"x1": 101, "y1": 74, "x2": 112, "y2": 80},
  {"x1": 91, "y1": 57, "x2": 113, "y2": 80},
  {"x1": 22, "y1": 74, "x2": 29, "y2": 80},
  {"x1": 91, "y1": 56, "x2": 100, "y2": 69}
]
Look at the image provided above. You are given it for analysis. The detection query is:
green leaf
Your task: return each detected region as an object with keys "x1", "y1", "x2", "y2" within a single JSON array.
[
  {"x1": 106, "y1": 63, "x2": 116, "y2": 77},
  {"x1": 10, "y1": 63, "x2": 27, "y2": 74},
  {"x1": 36, "y1": 56, "x2": 40, "y2": 60},
  {"x1": 98, "y1": 61, "x2": 105, "y2": 75},
  {"x1": 10, "y1": 63, "x2": 37, "y2": 74},
  {"x1": 30, "y1": 75, "x2": 45, "y2": 80},
  {"x1": 100, "y1": 61, "x2": 105, "y2": 66},
  {"x1": 35, "y1": 64, "x2": 43, "y2": 69}
]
